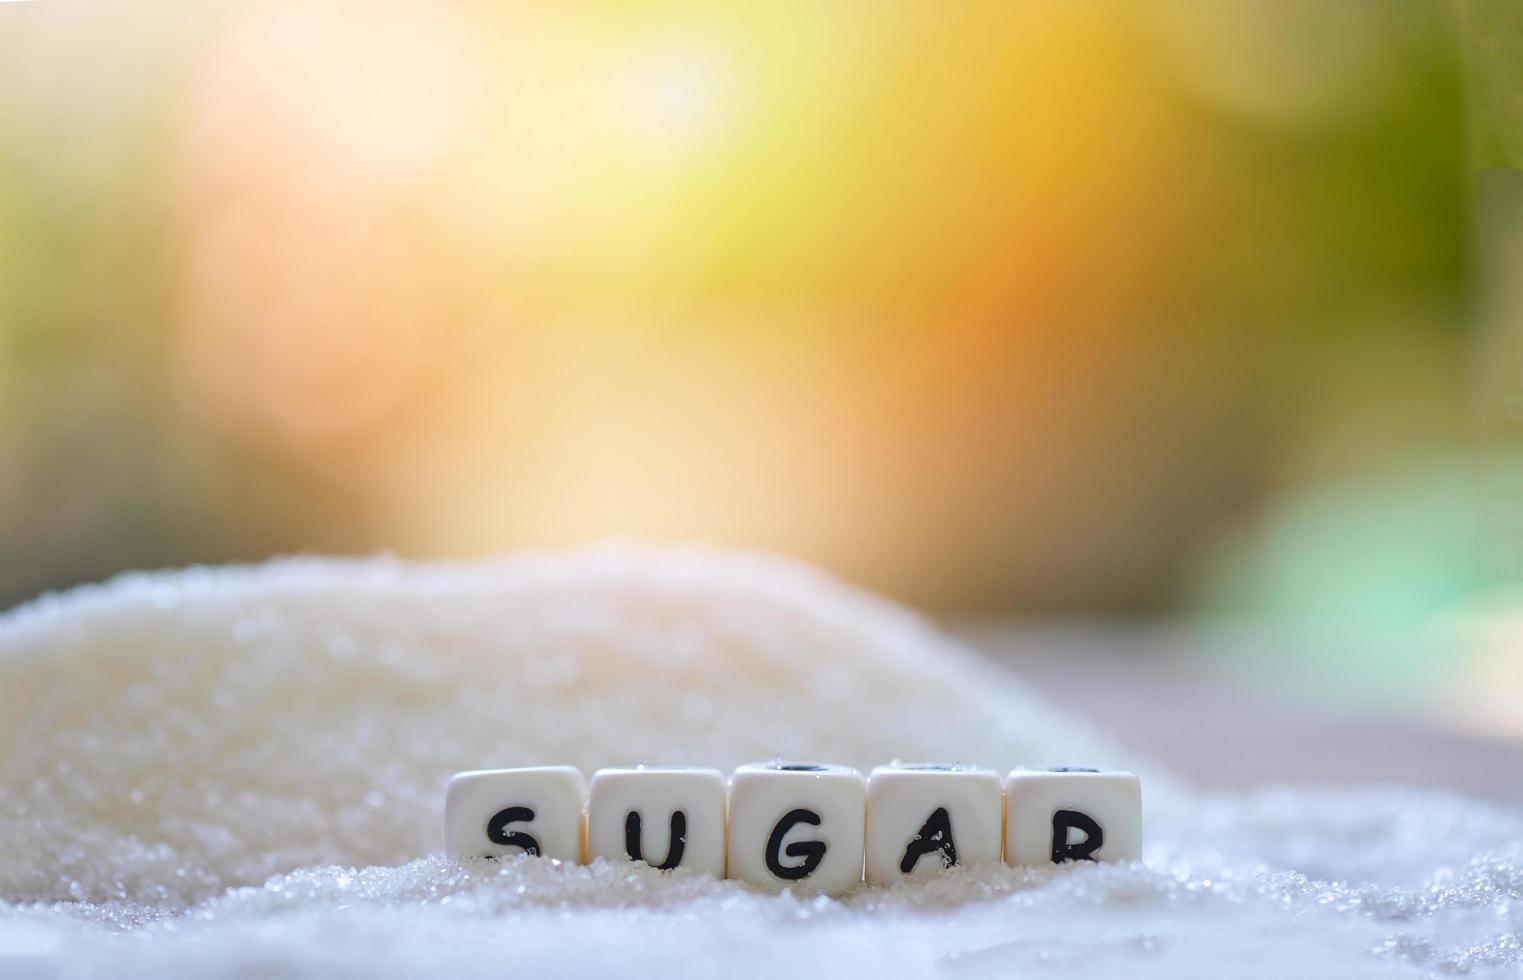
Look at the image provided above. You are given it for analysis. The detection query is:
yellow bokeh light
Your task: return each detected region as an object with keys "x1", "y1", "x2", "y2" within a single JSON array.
[{"x1": 614, "y1": 35, "x2": 734, "y2": 159}]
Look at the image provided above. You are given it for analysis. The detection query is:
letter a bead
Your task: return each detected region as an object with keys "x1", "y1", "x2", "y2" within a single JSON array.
[{"x1": 865, "y1": 762, "x2": 1003, "y2": 883}]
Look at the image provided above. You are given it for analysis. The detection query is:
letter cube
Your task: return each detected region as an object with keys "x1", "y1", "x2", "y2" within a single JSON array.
[
  {"x1": 588, "y1": 766, "x2": 727, "y2": 876},
  {"x1": 444, "y1": 765, "x2": 587, "y2": 862},
  {"x1": 727, "y1": 762, "x2": 866, "y2": 896},
  {"x1": 1004, "y1": 767, "x2": 1141, "y2": 866},
  {"x1": 865, "y1": 762, "x2": 1003, "y2": 883}
]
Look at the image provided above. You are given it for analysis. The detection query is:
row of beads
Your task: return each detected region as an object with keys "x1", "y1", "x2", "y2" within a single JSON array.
[{"x1": 445, "y1": 761, "x2": 1141, "y2": 894}]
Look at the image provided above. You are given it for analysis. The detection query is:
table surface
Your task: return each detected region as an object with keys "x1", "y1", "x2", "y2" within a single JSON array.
[{"x1": 952, "y1": 620, "x2": 1523, "y2": 806}]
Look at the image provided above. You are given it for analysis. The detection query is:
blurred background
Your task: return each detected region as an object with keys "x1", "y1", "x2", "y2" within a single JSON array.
[{"x1": 1, "y1": 1, "x2": 1522, "y2": 771}]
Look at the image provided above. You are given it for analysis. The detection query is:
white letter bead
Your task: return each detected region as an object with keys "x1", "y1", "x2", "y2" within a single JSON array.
[
  {"x1": 727, "y1": 762, "x2": 866, "y2": 895},
  {"x1": 1004, "y1": 768, "x2": 1141, "y2": 866},
  {"x1": 865, "y1": 762, "x2": 1004, "y2": 884},
  {"x1": 444, "y1": 766, "x2": 586, "y2": 862},
  {"x1": 587, "y1": 766, "x2": 727, "y2": 876}
]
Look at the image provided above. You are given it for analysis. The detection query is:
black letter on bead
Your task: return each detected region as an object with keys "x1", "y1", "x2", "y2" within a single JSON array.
[
  {"x1": 486, "y1": 805, "x2": 540, "y2": 856},
  {"x1": 1050, "y1": 809, "x2": 1103, "y2": 863},
  {"x1": 625, "y1": 810, "x2": 688, "y2": 871},
  {"x1": 765, "y1": 808, "x2": 827, "y2": 880},
  {"x1": 900, "y1": 806, "x2": 958, "y2": 873}
]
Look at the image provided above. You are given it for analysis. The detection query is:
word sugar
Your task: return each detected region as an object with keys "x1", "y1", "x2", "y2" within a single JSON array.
[{"x1": 445, "y1": 761, "x2": 1141, "y2": 895}]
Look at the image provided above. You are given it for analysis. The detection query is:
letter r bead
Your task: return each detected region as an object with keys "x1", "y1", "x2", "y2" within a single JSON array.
[{"x1": 1004, "y1": 768, "x2": 1141, "y2": 867}]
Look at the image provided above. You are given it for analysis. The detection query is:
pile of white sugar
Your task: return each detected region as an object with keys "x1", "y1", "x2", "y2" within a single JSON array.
[{"x1": 1, "y1": 546, "x2": 1521, "y2": 978}]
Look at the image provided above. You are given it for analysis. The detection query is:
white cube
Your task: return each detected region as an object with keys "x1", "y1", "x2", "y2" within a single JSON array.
[
  {"x1": 587, "y1": 766, "x2": 727, "y2": 876},
  {"x1": 727, "y1": 762, "x2": 866, "y2": 895},
  {"x1": 865, "y1": 762, "x2": 1003, "y2": 884},
  {"x1": 1004, "y1": 767, "x2": 1141, "y2": 866},
  {"x1": 444, "y1": 766, "x2": 586, "y2": 862}
]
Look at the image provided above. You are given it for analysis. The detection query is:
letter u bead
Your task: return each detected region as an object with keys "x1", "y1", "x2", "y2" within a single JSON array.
[{"x1": 587, "y1": 766, "x2": 727, "y2": 876}]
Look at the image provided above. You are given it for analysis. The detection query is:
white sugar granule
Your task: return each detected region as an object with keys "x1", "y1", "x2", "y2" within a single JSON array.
[{"x1": 1, "y1": 545, "x2": 1520, "y2": 978}]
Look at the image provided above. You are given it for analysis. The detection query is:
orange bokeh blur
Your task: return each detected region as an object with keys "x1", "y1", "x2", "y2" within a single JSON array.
[{"x1": 0, "y1": 0, "x2": 1475, "y2": 614}]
